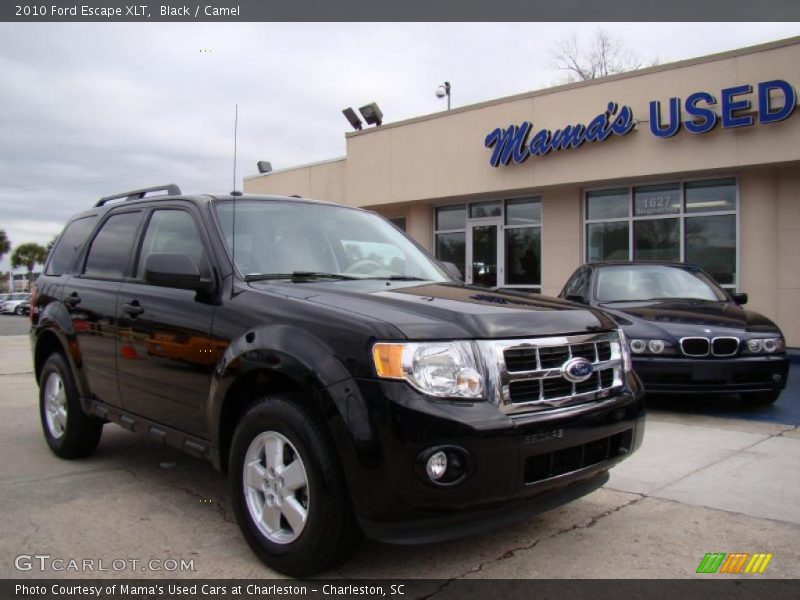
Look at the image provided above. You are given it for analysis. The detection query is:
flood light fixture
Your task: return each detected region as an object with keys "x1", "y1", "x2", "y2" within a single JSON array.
[
  {"x1": 342, "y1": 107, "x2": 363, "y2": 131},
  {"x1": 358, "y1": 102, "x2": 383, "y2": 126}
]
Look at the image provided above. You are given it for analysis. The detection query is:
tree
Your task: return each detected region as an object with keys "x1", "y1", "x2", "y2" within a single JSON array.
[
  {"x1": 0, "y1": 229, "x2": 9, "y2": 264},
  {"x1": 11, "y1": 242, "x2": 48, "y2": 291},
  {"x1": 551, "y1": 30, "x2": 659, "y2": 83}
]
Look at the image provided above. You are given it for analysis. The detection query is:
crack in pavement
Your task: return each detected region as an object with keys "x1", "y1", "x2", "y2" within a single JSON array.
[{"x1": 415, "y1": 494, "x2": 644, "y2": 600}]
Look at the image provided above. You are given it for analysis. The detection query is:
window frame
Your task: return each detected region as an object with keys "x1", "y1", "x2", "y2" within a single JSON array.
[
  {"x1": 582, "y1": 176, "x2": 739, "y2": 290},
  {"x1": 44, "y1": 214, "x2": 98, "y2": 276}
]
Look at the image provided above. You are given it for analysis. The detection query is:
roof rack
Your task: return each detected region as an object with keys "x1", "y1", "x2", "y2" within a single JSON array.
[{"x1": 95, "y1": 184, "x2": 182, "y2": 207}]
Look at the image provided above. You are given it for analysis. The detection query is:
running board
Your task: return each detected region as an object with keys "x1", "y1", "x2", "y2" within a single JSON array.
[{"x1": 87, "y1": 398, "x2": 213, "y2": 461}]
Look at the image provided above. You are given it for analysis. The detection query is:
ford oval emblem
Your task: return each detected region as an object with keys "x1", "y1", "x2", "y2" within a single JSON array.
[{"x1": 562, "y1": 357, "x2": 594, "y2": 383}]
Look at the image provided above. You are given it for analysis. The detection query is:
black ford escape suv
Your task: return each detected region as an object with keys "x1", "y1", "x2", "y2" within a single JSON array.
[{"x1": 31, "y1": 185, "x2": 645, "y2": 576}]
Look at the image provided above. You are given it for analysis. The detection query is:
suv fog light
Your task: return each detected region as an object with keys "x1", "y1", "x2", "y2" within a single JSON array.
[
  {"x1": 648, "y1": 340, "x2": 665, "y2": 354},
  {"x1": 747, "y1": 339, "x2": 763, "y2": 353},
  {"x1": 630, "y1": 339, "x2": 646, "y2": 354},
  {"x1": 426, "y1": 451, "x2": 448, "y2": 481}
]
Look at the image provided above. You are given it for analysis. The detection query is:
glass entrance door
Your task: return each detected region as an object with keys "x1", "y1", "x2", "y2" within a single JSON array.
[{"x1": 468, "y1": 221, "x2": 501, "y2": 287}]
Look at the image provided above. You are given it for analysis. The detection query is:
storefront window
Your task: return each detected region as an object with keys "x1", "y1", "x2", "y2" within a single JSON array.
[
  {"x1": 436, "y1": 205, "x2": 466, "y2": 231},
  {"x1": 634, "y1": 218, "x2": 680, "y2": 261},
  {"x1": 504, "y1": 197, "x2": 541, "y2": 286},
  {"x1": 585, "y1": 178, "x2": 738, "y2": 289},
  {"x1": 505, "y1": 227, "x2": 541, "y2": 285},
  {"x1": 634, "y1": 184, "x2": 680, "y2": 216},
  {"x1": 685, "y1": 178, "x2": 737, "y2": 213},
  {"x1": 587, "y1": 188, "x2": 629, "y2": 220},
  {"x1": 685, "y1": 214, "x2": 736, "y2": 285},
  {"x1": 505, "y1": 197, "x2": 542, "y2": 225},
  {"x1": 587, "y1": 222, "x2": 629, "y2": 262},
  {"x1": 435, "y1": 205, "x2": 467, "y2": 280},
  {"x1": 469, "y1": 201, "x2": 501, "y2": 219}
]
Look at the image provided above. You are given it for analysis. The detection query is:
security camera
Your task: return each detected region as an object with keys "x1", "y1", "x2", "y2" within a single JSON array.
[{"x1": 435, "y1": 86, "x2": 447, "y2": 98}]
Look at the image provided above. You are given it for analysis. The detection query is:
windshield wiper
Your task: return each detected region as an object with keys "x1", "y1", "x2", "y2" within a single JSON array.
[
  {"x1": 364, "y1": 276, "x2": 430, "y2": 281},
  {"x1": 244, "y1": 271, "x2": 361, "y2": 282}
]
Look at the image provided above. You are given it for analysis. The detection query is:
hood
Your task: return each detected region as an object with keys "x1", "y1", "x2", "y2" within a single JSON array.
[
  {"x1": 249, "y1": 280, "x2": 617, "y2": 339},
  {"x1": 597, "y1": 299, "x2": 782, "y2": 338}
]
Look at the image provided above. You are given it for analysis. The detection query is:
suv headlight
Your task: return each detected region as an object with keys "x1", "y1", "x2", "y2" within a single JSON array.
[
  {"x1": 372, "y1": 342, "x2": 484, "y2": 399},
  {"x1": 618, "y1": 329, "x2": 633, "y2": 372}
]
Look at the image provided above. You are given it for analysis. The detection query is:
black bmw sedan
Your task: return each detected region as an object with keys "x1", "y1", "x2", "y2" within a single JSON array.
[{"x1": 559, "y1": 262, "x2": 789, "y2": 405}]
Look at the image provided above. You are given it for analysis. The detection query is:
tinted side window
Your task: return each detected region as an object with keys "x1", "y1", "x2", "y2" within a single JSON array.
[
  {"x1": 46, "y1": 216, "x2": 98, "y2": 276},
  {"x1": 83, "y1": 212, "x2": 142, "y2": 279},
  {"x1": 136, "y1": 210, "x2": 209, "y2": 279}
]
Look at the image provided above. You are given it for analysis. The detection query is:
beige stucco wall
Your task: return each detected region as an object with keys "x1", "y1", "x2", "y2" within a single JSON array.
[
  {"x1": 777, "y1": 167, "x2": 800, "y2": 345},
  {"x1": 541, "y1": 187, "x2": 582, "y2": 297},
  {"x1": 245, "y1": 158, "x2": 346, "y2": 203}
]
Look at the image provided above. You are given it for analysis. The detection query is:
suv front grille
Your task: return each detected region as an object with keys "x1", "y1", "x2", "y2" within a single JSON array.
[{"x1": 477, "y1": 332, "x2": 625, "y2": 416}]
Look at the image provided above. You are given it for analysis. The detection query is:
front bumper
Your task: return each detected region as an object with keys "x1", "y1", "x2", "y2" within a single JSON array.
[
  {"x1": 328, "y1": 375, "x2": 645, "y2": 544},
  {"x1": 633, "y1": 354, "x2": 789, "y2": 394}
]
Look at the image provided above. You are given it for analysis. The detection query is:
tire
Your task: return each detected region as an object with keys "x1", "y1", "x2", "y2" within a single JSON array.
[
  {"x1": 14, "y1": 306, "x2": 24, "y2": 316},
  {"x1": 39, "y1": 353, "x2": 104, "y2": 458},
  {"x1": 229, "y1": 394, "x2": 361, "y2": 576},
  {"x1": 741, "y1": 391, "x2": 781, "y2": 406}
]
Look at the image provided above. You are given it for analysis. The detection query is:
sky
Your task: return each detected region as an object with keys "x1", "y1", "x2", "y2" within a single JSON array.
[{"x1": 1, "y1": 21, "x2": 799, "y2": 272}]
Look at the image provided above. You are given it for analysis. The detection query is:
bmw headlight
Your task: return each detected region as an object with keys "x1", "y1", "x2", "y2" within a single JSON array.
[
  {"x1": 745, "y1": 337, "x2": 785, "y2": 354},
  {"x1": 372, "y1": 341, "x2": 484, "y2": 399},
  {"x1": 628, "y1": 337, "x2": 673, "y2": 355}
]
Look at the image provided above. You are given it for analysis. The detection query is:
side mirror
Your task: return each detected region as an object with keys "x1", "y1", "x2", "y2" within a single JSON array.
[
  {"x1": 144, "y1": 253, "x2": 211, "y2": 291},
  {"x1": 441, "y1": 261, "x2": 463, "y2": 281},
  {"x1": 564, "y1": 294, "x2": 587, "y2": 305},
  {"x1": 732, "y1": 292, "x2": 748, "y2": 306}
]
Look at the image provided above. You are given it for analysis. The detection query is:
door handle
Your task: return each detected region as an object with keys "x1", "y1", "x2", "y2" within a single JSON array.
[
  {"x1": 122, "y1": 301, "x2": 144, "y2": 317},
  {"x1": 64, "y1": 293, "x2": 81, "y2": 307}
]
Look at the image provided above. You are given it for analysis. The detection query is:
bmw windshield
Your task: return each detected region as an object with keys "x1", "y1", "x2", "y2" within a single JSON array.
[
  {"x1": 595, "y1": 264, "x2": 727, "y2": 303},
  {"x1": 215, "y1": 199, "x2": 450, "y2": 282}
]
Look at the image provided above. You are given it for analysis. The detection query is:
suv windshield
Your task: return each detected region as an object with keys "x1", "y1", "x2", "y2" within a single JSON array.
[
  {"x1": 596, "y1": 265, "x2": 727, "y2": 302},
  {"x1": 215, "y1": 200, "x2": 449, "y2": 282}
]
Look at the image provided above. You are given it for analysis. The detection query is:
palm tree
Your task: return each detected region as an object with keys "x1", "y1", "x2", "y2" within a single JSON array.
[
  {"x1": 11, "y1": 242, "x2": 48, "y2": 291},
  {"x1": 0, "y1": 229, "x2": 10, "y2": 263}
]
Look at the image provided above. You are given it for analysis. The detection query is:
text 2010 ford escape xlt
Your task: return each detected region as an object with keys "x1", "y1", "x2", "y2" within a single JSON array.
[{"x1": 31, "y1": 185, "x2": 645, "y2": 576}]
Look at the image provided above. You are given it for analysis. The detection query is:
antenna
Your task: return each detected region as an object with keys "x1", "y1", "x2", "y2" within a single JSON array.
[{"x1": 232, "y1": 104, "x2": 238, "y2": 269}]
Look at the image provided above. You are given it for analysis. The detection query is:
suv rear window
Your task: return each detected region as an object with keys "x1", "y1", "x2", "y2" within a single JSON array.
[
  {"x1": 46, "y1": 215, "x2": 98, "y2": 276},
  {"x1": 83, "y1": 211, "x2": 142, "y2": 279}
]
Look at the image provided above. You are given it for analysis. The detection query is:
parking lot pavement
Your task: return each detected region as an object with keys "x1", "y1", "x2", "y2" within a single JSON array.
[
  {"x1": 1, "y1": 334, "x2": 799, "y2": 581},
  {"x1": 0, "y1": 314, "x2": 29, "y2": 337}
]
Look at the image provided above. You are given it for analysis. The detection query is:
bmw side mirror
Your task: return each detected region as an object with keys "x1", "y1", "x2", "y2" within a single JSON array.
[
  {"x1": 441, "y1": 261, "x2": 463, "y2": 281},
  {"x1": 732, "y1": 292, "x2": 748, "y2": 306},
  {"x1": 144, "y1": 253, "x2": 213, "y2": 292}
]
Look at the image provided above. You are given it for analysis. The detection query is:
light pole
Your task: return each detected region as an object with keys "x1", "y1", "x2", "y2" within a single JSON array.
[{"x1": 435, "y1": 81, "x2": 451, "y2": 110}]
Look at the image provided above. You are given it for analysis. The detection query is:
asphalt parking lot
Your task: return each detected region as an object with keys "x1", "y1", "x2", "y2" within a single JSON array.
[{"x1": 0, "y1": 330, "x2": 798, "y2": 583}]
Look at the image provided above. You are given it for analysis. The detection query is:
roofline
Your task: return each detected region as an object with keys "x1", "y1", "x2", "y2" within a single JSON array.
[
  {"x1": 346, "y1": 34, "x2": 800, "y2": 138},
  {"x1": 243, "y1": 156, "x2": 346, "y2": 182}
]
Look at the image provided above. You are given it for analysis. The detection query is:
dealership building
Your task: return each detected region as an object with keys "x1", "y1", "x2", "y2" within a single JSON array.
[{"x1": 244, "y1": 36, "x2": 800, "y2": 347}]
